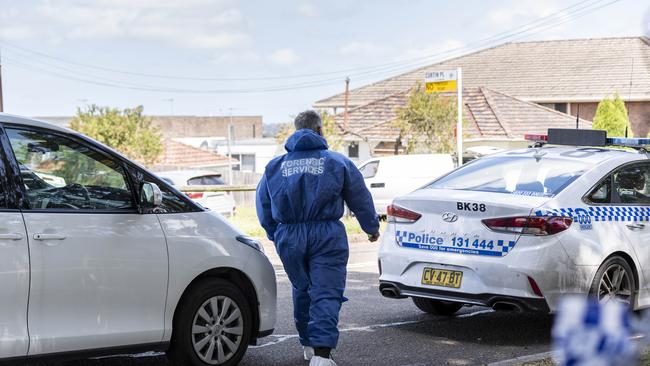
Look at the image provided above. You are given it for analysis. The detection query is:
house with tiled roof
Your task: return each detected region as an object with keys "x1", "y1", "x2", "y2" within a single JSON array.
[
  {"x1": 153, "y1": 139, "x2": 238, "y2": 171},
  {"x1": 334, "y1": 87, "x2": 592, "y2": 163},
  {"x1": 317, "y1": 36, "x2": 650, "y2": 144}
]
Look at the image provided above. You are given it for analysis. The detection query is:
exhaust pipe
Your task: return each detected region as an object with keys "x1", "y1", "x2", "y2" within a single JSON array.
[
  {"x1": 380, "y1": 285, "x2": 405, "y2": 299},
  {"x1": 492, "y1": 302, "x2": 523, "y2": 312}
]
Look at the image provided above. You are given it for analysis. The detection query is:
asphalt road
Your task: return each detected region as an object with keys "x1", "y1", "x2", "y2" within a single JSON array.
[{"x1": 60, "y1": 239, "x2": 554, "y2": 366}]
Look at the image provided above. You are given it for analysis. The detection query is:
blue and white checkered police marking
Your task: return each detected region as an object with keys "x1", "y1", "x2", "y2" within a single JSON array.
[
  {"x1": 553, "y1": 296, "x2": 637, "y2": 366},
  {"x1": 536, "y1": 207, "x2": 650, "y2": 227},
  {"x1": 395, "y1": 230, "x2": 516, "y2": 257}
]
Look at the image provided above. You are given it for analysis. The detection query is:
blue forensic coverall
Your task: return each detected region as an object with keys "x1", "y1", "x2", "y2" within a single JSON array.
[{"x1": 256, "y1": 128, "x2": 379, "y2": 349}]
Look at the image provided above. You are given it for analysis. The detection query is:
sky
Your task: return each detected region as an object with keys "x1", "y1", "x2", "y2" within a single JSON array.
[{"x1": 0, "y1": 0, "x2": 649, "y2": 124}]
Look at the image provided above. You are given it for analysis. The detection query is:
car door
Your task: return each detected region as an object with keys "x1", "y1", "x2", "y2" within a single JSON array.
[
  {"x1": 610, "y1": 162, "x2": 650, "y2": 287},
  {"x1": 4, "y1": 125, "x2": 169, "y2": 355},
  {"x1": 585, "y1": 161, "x2": 650, "y2": 289},
  {"x1": 0, "y1": 128, "x2": 30, "y2": 359},
  {"x1": 358, "y1": 160, "x2": 385, "y2": 211}
]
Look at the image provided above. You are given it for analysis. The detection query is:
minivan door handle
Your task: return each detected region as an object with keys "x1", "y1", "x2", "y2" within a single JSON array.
[
  {"x1": 626, "y1": 223, "x2": 645, "y2": 231},
  {"x1": 370, "y1": 183, "x2": 385, "y2": 188},
  {"x1": 33, "y1": 233, "x2": 66, "y2": 241},
  {"x1": 0, "y1": 233, "x2": 23, "y2": 240}
]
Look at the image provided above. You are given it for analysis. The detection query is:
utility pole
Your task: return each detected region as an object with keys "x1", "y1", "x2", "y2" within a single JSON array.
[
  {"x1": 227, "y1": 107, "x2": 234, "y2": 185},
  {"x1": 163, "y1": 98, "x2": 175, "y2": 116},
  {"x1": 343, "y1": 77, "x2": 350, "y2": 132},
  {"x1": 0, "y1": 49, "x2": 4, "y2": 113}
]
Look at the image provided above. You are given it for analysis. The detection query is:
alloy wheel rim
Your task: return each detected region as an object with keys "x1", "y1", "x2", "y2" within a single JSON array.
[
  {"x1": 598, "y1": 264, "x2": 633, "y2": 305},
  {"x1": 191, "y1": 296, "x2": 244, "y2": 365}
]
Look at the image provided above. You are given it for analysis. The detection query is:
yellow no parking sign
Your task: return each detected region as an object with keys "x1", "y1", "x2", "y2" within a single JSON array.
[{"x1": 424, "y1": 69, "x2": 463, "y2": 166}]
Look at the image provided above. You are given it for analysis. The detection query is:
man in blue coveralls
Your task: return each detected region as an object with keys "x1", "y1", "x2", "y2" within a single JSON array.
[{"x1": 256, "y1": 110, "x2": 380, "y2": 366}]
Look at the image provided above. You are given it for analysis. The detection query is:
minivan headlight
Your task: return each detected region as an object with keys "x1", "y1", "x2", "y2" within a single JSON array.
[{"x1": 236, "y1": 235, "x2": 264, "y2": 253}]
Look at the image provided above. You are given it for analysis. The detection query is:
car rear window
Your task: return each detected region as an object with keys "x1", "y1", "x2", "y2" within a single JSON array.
[
  {"x1": 187, "y1": 175, "x2": 226, "y2": 185},
  {"x1": 426, "y1": 156, "x2": 591, "y2": 197}
]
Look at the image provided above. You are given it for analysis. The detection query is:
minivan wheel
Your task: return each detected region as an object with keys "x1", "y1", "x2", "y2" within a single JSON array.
[
  {"x1": 168, "y1": 279, "x2": 252, "y2": 366},
  {"x1": 589, "y1": 256, "x2": 636, "y2": 308},
  {"x1": 412, "y1": 297, "x2": 463, "y2": 316}
]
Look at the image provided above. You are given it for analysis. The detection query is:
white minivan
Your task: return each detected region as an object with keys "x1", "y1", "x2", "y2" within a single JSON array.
[
  {"x1": 0, "y1": 114, "x2": 276, "y2": 366},
  {"x1": 358, "y1": 154, "x2": 455, "y2": 216}
]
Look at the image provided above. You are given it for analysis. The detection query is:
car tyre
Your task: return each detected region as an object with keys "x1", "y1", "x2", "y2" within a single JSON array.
[
  {"x1": 589, "y1": 256, "x2": 636, "y2": 309},
  {"x1": 168, "y1": 278, "x2": 253, "y2": 366},
  {"x1": 412, "y1": 297, "x2": 463, "y2": 315}
]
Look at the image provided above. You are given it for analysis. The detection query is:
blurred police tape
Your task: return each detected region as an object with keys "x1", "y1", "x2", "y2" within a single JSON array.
[{"x1": 552, "y1": 296, "x2": 650, "y2": 366}]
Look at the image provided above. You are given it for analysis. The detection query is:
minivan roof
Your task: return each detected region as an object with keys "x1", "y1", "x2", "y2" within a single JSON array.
[{"x1": 0, "y1": 113, "x2": 72, "y2": 134}]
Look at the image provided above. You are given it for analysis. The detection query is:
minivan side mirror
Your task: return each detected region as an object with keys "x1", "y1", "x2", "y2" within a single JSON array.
[{"x1": 140, "y1": 182, "x2": 163, "y2": 209}]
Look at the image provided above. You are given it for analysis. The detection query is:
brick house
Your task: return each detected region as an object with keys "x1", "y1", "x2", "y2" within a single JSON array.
[
  {"x1": 316, "y1": 36, "x2": 650, "y2": 152},
  {"x1": 36, "y1": 115, "x2": 263, "y2": 140}
]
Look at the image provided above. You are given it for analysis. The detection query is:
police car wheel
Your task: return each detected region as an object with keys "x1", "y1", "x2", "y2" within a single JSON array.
[
  {"x1": 168, "y1": 278, "x2": 253, "y2": 366},
  {"x1": 589, "y1": 256, "x2": 636, "y2": 309},
  {"x1": 411, "y1": 297, "x2": 463, "y2": 316}
]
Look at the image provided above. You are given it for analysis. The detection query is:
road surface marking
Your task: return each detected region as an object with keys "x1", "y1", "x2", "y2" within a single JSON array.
[
  {"x1": 251, "y1": 309, "x2": 494, "y2": 348},
  {"x1": 275, "y1": 261, "x2": 377, "y2": 277}
]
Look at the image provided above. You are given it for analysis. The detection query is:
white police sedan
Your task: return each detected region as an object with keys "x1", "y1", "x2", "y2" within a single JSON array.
[{"x1": 379, "y1": 129, "x2": 650, "y2": 315}]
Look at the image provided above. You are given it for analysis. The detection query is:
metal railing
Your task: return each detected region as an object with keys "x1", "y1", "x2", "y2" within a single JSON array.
[{"x1": 178, "y1": 184, "x2": 257, "y2": 193}]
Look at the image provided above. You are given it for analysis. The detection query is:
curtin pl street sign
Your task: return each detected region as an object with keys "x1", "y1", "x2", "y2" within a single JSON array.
[
  {"x1": 424, "y1": 70, "x2": 458, "y2": 93},
  {"x1": 424, "y1": 68, "x2": 464, "y2": 166}
]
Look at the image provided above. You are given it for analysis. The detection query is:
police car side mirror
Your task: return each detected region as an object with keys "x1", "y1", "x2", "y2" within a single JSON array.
[{"x1": 140, "y1": 182, "x2": 163, "y2": 210}]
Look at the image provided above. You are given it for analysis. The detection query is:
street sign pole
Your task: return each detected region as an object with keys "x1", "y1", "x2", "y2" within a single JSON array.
[
  {"x1": 424, "y1": 69, "x2": 463, "y2": 167},
  {"x1": 456, "y1": 67, "x2": 463, "y2": 166}
]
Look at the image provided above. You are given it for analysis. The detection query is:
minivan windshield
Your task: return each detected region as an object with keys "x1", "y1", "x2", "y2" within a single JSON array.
[{"x1": 426, "y1": 156, "x2": 592, "y2": 197}]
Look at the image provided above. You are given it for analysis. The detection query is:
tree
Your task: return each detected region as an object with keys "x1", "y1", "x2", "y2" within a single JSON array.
[
  {"x1": 70, "y1": 105, "x2": 163, "y2": 166},
  {"x1": 275, "y1": 111, "x2": 343, "y2": 151},
  {"x1": 394, "y1": 83, "x2": 458, "y2": 154},
  {"x1": 592, "y1": 93, "x2": 632, "y2": 138}
]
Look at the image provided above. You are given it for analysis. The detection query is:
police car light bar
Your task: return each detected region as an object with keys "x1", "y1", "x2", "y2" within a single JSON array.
[
  {"x1": 548, "y1": 129, "x2": 607, "y2": 146},
  {"x1": 606, "y1": 137, "x2": 650, "y2": 148},
  {"x1": 524, "y1": 134, "x2": 548, "y2": 142},
  {"x1": 524, "y1": 129, "x2": 650, "y2": 150}
]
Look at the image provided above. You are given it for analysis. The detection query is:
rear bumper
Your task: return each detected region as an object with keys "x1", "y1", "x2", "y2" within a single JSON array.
[
  {"x1": 380, "y1": 280, "x2": 550, "y2": 313},
  {"x1": 378, "y1": 223, "x2": 598, "y2": 313}
]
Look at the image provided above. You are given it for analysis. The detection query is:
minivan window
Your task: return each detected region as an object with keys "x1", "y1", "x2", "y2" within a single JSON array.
[
  {"x1": 0, "y1": 157, "x2": 8, "y2": 209},
  {"x1": 427, "y1": 156, "x2": 591, "y2": 197},
  {"x1": 6, "y1": 128, "x2": 135, "y2": 211},
  {"x1": 359, "y1": 161, "x2": 379, "y2": 179}
]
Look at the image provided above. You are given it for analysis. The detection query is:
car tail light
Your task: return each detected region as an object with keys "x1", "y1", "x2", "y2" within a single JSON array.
[
  {"x1": 386, "y1": 204, "x2": 421, "y2": 223},
  {"x1": 187, "y1": 192, "x2": 204, "y2": 199},
  {"x1": 481, "y1": 216, "x2": 572, "y2": 236}
]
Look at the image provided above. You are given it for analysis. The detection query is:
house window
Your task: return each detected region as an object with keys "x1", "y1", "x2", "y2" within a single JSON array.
[
  {"x1": 231, "y1": 154, "x2": 256, "y2": 172},
  {"x1": 554, "y1": 103, "x2": 568, "y2": 114},
  {"x1": 348, "y1": 142, "x2": 359, "y2": 158}
]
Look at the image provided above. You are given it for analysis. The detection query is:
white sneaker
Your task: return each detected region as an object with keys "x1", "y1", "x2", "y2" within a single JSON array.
[
  {"x1": 303, "y1": 346, "x2": 314, "y2": 361},
  {"x1": 309, "y1": 356, "x2": 337, "y2": 366}
]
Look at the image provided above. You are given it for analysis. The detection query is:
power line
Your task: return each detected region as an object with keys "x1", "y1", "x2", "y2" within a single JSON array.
[
  {"x1": 0, "y1": 0, "x2": 621, "y2": 94},
  {"x1": 0, "y1": 0, "x2": 608, "y2": 83}
]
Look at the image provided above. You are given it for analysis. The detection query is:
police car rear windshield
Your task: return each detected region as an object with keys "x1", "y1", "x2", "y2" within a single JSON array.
[{"x1": 427, "y1": 156, "x2": 591, "y2": 197}]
